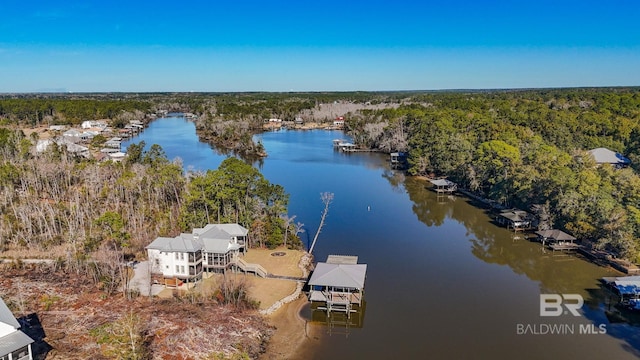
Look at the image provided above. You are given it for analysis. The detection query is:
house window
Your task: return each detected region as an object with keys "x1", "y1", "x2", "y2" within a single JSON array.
[
  {"x1": 155, "y1": 259, "x2": 160, "y2": 266},
  {"x1": 176, "y1": 265, "x2": 180, "y2": 273},
  {"x1": 175, "y1": 253, "x2": 179, "y2": 260},
  {"x1": 181, "y1": 265, "x2": 185, "y2": 274},
  {"x1": 180, "y1": 253, "x2": 185, "y2": 260}
]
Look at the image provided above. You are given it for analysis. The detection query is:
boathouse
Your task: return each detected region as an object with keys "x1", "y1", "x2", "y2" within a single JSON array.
[
  {"x1": 429, "y1": 178, "x2": 457, "y2": 194},
  {"x1": 497, "y1": 209, "x2": 534, "y2": 232},
  {"x1": 535, "y1": 229, "x2": 579, "y2": 251},
  {"x1": 390, "y1": 152, "x2": 407, "y2": 168},
  {"x1": 308, "y1": 255, "x2": 367, "y2": 315},
  {"x1": 602, "y1": 275, "x2": 640, "y2": 310}
]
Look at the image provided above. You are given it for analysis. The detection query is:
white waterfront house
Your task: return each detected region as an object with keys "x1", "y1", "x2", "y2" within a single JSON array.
[
  {"x1": 147, "y1": 233, "x2": 204, "y2": 286},
  {"x1": 0, "y1": 297, "x2": 34, "y2": 360},
  {"x1": 146, "y1": 223, "x2": 249, "y2": 285}
]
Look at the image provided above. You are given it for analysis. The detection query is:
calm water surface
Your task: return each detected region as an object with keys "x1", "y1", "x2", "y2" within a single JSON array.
[{"x1": 124, "y1": 116, "x2": 640, "y2": 360}]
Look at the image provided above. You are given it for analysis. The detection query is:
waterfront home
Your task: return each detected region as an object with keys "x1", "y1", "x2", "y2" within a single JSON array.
[
  {"x1": 308, "y1": 255, "x2": 367, "y2": 315},
  {"x1": 146, "y1": 223, "x2": 251, "y2": 286},
  {"x1": 81, "y1": 120, "x2": 108, "y2": 129},
  {"x1": 535, "y1": 229, "x2": 579, "y2": 251},
  {"x1": 62, "y1": 129, "x2": 82, "y2": 143},
  {"x1": 588, "y1": 147, "x2": 631, "y2": 168},
  {"x1": 333, "y1": 116, "x2": 345, "y2": 128},
  {"x1": 193, "y1": 223, "x2": 248, "y2": 272},
  {"x1": 104, "y1": 137, "x2": 122, "y2": 149},
  {"x1": 497, "y1": 209, "x2": 534, "y2": 232},
  {"x1": 107, "y1": 151, "x2": 127, "y2": 162},
  {"x1": 146, "y1": 233, "x2": 204, "y2": 286},
  {"x1": 429, "y1": 178, "x2": 457, "y2": 193},
  {"x1": 0, "y1": 297, "x2": 34, "y2": 360}
]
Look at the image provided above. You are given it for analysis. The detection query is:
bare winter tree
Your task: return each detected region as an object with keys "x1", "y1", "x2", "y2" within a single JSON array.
[
  {"x1": 308, "y1": 192, "x2": 334, "y2": 255},
  {"x1": 280, "y1": 214, "x2": 296, "y2": 248}
]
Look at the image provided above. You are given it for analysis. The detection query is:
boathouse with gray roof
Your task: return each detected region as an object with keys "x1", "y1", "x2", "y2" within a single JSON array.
[{"x1": 308, "y1": 255, "x2": 367, "y2": 315}]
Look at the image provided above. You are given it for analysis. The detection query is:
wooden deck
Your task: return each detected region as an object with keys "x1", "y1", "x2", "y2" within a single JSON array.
[{"x1": 549, "y1": 243, "x2": 581, "y2": 251}]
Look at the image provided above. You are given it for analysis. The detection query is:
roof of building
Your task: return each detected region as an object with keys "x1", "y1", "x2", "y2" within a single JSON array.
[
  {"x1": 147, "y1": 224, "x2": 247, "y2": 254},
  {"x1": 0, "y1": 330, "x2": 34, "y2": 357},
  {"x1": 430, "y1": 179, "x2": 456, "y2": 187},
  {"x1": 326, "y1": 255, "x2": 358, "y2": 265},
  {"x1": 146, "y1": 234, "x2": 203, "y2": 252},
  {"x1": 0, "y1": 298, "x2": 19, "y2": 329},
  {"x1": 308, "y1": 262, "x2": 367, "y2": 289},
  {"x1": 195, "y1": 224, "x2": 247, "y2": 253},
  {"x1": 535, "y1": 229, "x2": 577, "y2": 242},
  {"x1": 499, "y1": 209, "x2": 532, "y2": 222},
  {"x1": 589, "y1": 147, "x2": 631, "y2": 165}
]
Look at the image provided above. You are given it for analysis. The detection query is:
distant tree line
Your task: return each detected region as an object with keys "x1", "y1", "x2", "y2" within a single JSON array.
[{"x1": 0, "y1": 97, "x2": 152, "y2": 126}]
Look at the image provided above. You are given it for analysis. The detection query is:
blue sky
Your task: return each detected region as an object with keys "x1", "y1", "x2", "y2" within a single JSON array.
[{"x1": 1, "y1": 0, "x2": 639, "y2": 92}]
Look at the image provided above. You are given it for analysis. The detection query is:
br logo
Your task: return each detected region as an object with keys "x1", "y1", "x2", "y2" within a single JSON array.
[{"x1": 540, "y1": 294, "x2": 583, "y2": 317}]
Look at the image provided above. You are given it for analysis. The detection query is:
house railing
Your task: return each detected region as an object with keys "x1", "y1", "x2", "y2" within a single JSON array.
[{"x1": 235, "y1": 258, "x2": 268, "y2": 278}]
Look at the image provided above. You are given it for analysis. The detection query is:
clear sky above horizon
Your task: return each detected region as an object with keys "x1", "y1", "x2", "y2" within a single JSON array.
[{"x1": 1, "y1": 0, "x2": 639, "y2": 92}]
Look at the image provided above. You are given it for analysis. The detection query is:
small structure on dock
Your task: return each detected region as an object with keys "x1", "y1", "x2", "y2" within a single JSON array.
[
  {"x1": 308, "y1": 255, "x2": 367, "y2": 316},
  {"x1": 535, "y1": 229, "x2": 579, "y2": 251},
  {"x1": 390, "y1": 152, "x2": 407, "y2": 169},
  {"x1": 497, "y1": 209, "x2": 534, "y2": 232},
  {"x1": 429, "y1": 178, "x2": 457, "y2": 194},
  {"x1": 602, "y1": 275, "x2": 640, "y2": 310}
]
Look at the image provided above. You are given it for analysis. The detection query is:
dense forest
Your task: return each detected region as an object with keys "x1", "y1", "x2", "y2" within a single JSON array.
[
  {"x1": 344, "y1": 88, "x2": 640, "y2": 262},
  {"x1": 2, "y1": 88, "x2": 640, "y2": 263},
  {"x1": 0, "y1": 126, "x2": 301, "y2": 268}
]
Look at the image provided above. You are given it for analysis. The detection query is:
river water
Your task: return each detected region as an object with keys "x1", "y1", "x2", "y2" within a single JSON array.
[{"x1": 123, "y1": 116, "x2": 640, "y2": 360}]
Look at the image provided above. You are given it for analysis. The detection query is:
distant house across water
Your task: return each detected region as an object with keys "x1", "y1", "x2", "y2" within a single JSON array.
[{"x1": 588, "y1": 147, "x2": 631, "y2": 168}]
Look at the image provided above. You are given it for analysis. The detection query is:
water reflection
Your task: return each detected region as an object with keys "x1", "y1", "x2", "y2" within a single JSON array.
[
  {"x1": 124, "y1": 122, "x2": 640, "y2": 359},
  {"x1": 400, "y1": 174, "x2": 640, "y2": 356},
  {"x1": 302, "y1": 301, "x2": 367, "y2": 337}
]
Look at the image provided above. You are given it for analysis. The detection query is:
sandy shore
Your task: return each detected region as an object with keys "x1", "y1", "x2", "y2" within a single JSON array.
[
  {"x1": 227, "y1": 248, "x2": 322, "y2": 359},
  {"x1": 260, "y1": 296, "x2": 321, "y2": 360}
]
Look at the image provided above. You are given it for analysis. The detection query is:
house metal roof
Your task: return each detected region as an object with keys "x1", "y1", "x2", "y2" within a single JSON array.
[
  {"x1": 196, "y1": 223, "x2": 248, "y2": 238},
  {"x1": 196, "y1": 225, "x2": 245, "y2": 253},
  {"x1": 0, "y1": 298, "x2": 19, "y2": 329},
  {"x1": 0, "y1": 330, "x2": 34, "y2": 357},
  {"x1": 589, "y1": 147, "x2": 630, "y2": 165},
  {"x1": 308, "y1": 262, "x2": 367, "y2": 289},
  {"x1": 147, "y1": 224, "x2": 247, "y2": 254},
  {"x1": 499, "y1": 209, "x2": 531, "y2": 222},
  {"x1": 146, "y1": 234, "x2": 203, "y2": 252},
  {"x1": 430, "y1": 179, "x2": 456, "y2": 187}
]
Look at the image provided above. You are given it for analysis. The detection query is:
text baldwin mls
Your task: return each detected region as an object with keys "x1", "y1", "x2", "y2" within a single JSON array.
[
  {"x1": 516, "y1": 294, "x2": 607, "y2": 335},
  {"x1": 516, "y1": 323, "x2": 607, "y2": 335}
]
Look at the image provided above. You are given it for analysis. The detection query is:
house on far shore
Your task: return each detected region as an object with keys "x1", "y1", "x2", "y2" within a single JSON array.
[
  {"x1": 589, "y1": 147, "x2": 631, "y2": 168},
  {"x1": 0, "y1": 297, "x2": 34, "y2": 360}
]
